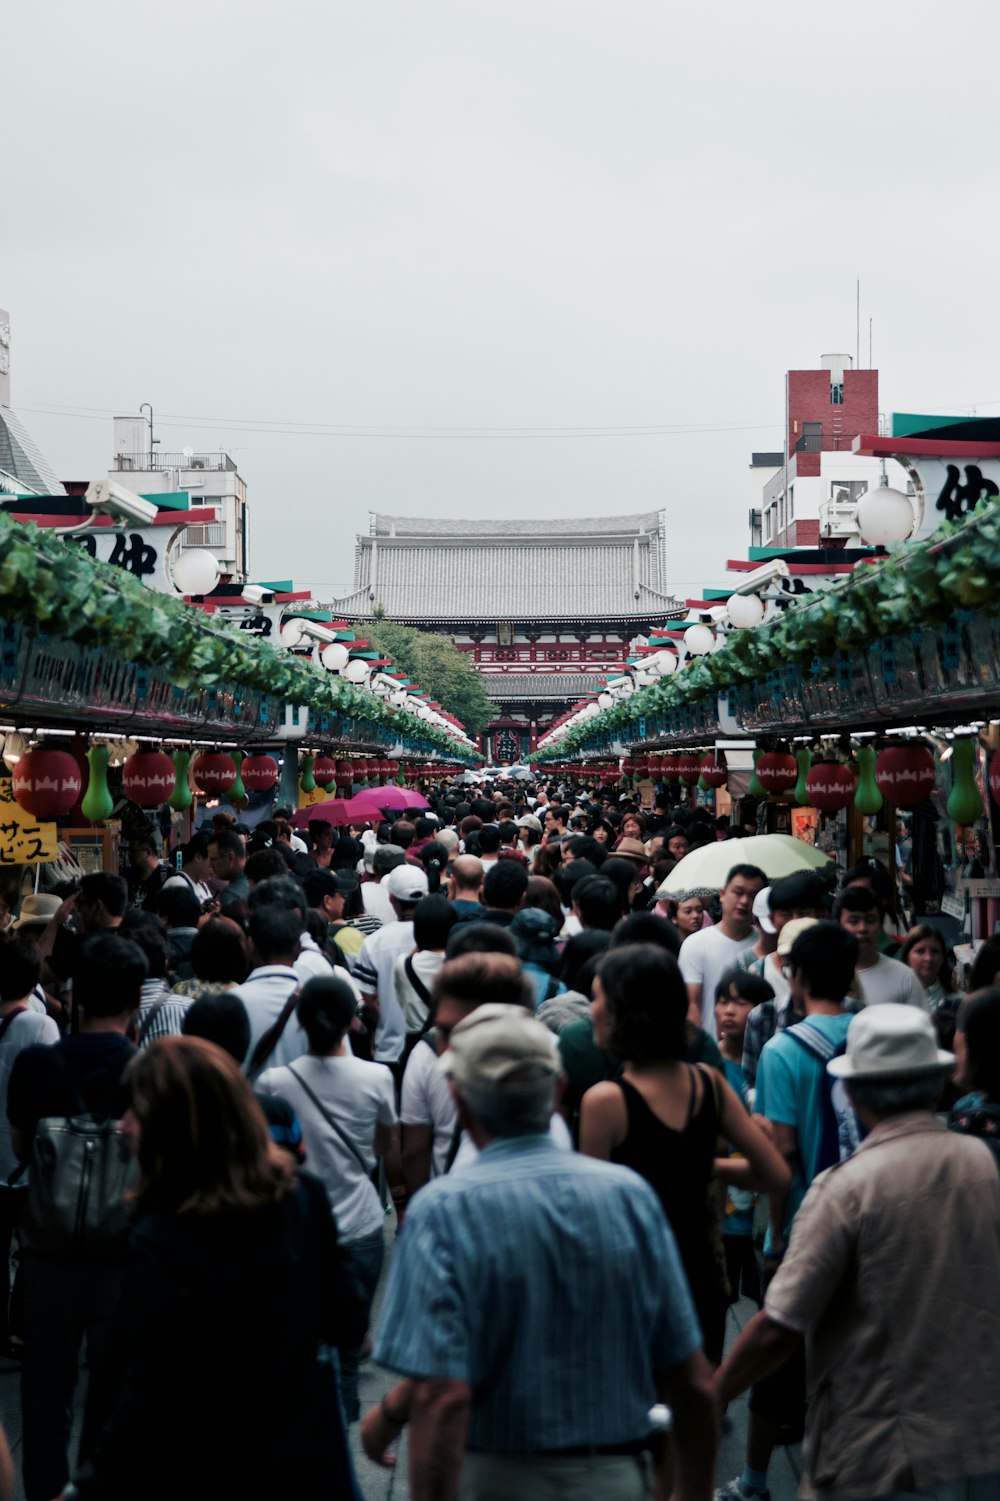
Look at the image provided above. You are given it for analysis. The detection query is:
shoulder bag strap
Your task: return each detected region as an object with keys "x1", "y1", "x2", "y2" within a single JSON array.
[
  {"x1": 248, "y1": 986, "x2": 301, "y2": 1079},
  {"x1": 442, "y1": 1119, "x2": 464, "y2": 1175},
  {"x1": 286, "y1": 1063, "x2": 372, "y2": 1178},
  {"x1": 136, "y1": 990, "x2": 171, "y2": 1047},
  {"x1": 403, "y1": 954, "x2": 433, "y2": 1009},
  {"x1": 0, "y1": 1005, "x2": 29, "y2": 1049}
]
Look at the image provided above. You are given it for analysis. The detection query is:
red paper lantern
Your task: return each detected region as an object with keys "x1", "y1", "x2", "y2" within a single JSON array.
[
  {"x1": 756, "y1": 752, "x2": 797, "y2": 794},
  {"x1": 191, "y1": 752, "x2": 237, "y2": 796},
  {"x1": 621, "y1": 757, "x2": 635, "y2": 778},
  {"x1": 633, "y1": 755, "x2": 650, "y2": 777},
  {"x1": 241, "y1": 754, "x2": 279, "y2": 793},
  {"x1": 676, "y1": 754, "x2": 703, "y2": 785},
  {"x1": 699, "y1": 755, "x2": 727, "y2": 788},
  {"x1": 805, "y1": 762, "x2": 855, "y2": 812},
  {"x1": 647, "y1": 755, "x2": 664, "y2": 778},
  {"x1": 313, "y1": 756, "x2": 339, "y2": 789},
  {"x1": 122, "y1": 751, "x2": 176, "y2": 808},
  {"x1": 875, "y1": 744, "x2": 936, "y2": 808},
  {"x1": 334, "y1": 760, "x2": 354, "y2": 790},
  {"x1": 12, "y1": 748, "x2": 82, "y2": 818}
]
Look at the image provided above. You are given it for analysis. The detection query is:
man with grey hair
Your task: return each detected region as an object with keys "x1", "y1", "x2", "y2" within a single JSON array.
[
  {"x1": 367, "y1": 1004, "x2": 717, "y2": 1500},
  {"x1": 716, "y1": 1004, "x2": 1000, "y2": 1501},
  {"x1": 361, "y1": 844, "x2": 407, "y2": 927}
]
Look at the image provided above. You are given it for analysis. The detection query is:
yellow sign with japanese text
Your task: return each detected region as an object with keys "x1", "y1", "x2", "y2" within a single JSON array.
[{"x1": 0, "y1": 778, "x2": 59, "y2": 865}]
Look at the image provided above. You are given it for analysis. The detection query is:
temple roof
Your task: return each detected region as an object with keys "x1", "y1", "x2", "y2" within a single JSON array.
[
  {"x1": 337, "y1": 511, "x2": 679, "y2": 621},
  {"x1": 372, "y1": 511, "x2": 662, "y2": 539},
  {"x1": 480, "y1": 672, "x2": 606, "y2": 702}
]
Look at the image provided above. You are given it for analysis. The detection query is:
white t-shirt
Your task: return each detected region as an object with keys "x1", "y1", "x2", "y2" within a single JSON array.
[
  {"x1": 679, "y1": 924, "x2": 758, "y2": 1031},
  {"x1": 393, "y1": 949, "x2": 445, "y2": 1033},
  {"x1": 399, "y1": 1038, "x2": 572, "y2": 1178},
  {"x1": 354, "y1": 922, "x2": 415, "y2": 1063},
  {"x1": 0, "y1": 1007, "x2": 60, "y2": 1180},
  {"x1": 258, "y1": 1052, "x2": 397, "y2": 1243},
  {"x1": 856, "y1": 955, "x2": 929, "y2": 1009}
]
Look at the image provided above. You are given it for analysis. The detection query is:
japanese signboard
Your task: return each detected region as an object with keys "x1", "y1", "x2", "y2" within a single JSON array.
[{"x1": 0, "y1": 780, "x2": 58, "y2": 865}]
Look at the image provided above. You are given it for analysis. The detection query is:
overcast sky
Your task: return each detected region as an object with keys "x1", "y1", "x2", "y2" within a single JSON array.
[{"x1": 6, "y1": 0, "x2": 1000, "y2": 600}]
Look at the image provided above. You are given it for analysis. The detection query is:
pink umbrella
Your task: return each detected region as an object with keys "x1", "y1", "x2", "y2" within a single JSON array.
[
  {"x1": 368, "y1": 785, "x2": 411, "y2": 811},
  {"x1": 290, "y1": 796, "x2": 385, "y2": 830},
  {"x1": 400, "y1": 790, "x2": 431, "y2": 810}
]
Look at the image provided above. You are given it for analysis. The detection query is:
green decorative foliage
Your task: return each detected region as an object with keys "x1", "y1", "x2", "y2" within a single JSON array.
[
  {"x1": 854, "y1": 745, "x2": 883, "y2": 816},
  {"x1": 364, "y1": 617, "x2": 497, "y2": 735},
  {"x1": 947, "y1": 737, "x2": 985, "y2": 826},
  {"x1": 169, "y1": 750, "x2": 193, "y2": 811},
  {"x1": 81, "y1": 745, "x2": 114, "y2": 823},
  {"x1": 0, "y1": 516, "x2": 475, "y2": 759},
  {"x1": 535, "y1": 499, "x2": 1000, "y2": 761},
  {"x1": 794, "y1": 747, "x2": 812, "y2": 807}
]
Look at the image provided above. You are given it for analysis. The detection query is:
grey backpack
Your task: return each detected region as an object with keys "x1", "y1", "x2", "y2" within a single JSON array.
[{"x1": 21, "y1": 1051, "x2": 136, "y2": 1261}]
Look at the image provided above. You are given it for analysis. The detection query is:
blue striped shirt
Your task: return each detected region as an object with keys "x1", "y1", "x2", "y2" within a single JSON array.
[{"x1": 374, "y1": 1135, "x2": 701, "y2": 1451}]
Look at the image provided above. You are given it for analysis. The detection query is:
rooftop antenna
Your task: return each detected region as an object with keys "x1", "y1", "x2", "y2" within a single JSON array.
[
  {"x1": 869, "y1": 317, "x2": 873, "y2": 369},
  {"x1": 139, "y1": 402, "x2": 159, "y2": 460}
]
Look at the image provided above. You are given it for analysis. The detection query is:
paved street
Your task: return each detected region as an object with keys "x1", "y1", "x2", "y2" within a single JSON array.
[{"x1": 1, "y1": 1210, "x2": 801, "y2": 1501}]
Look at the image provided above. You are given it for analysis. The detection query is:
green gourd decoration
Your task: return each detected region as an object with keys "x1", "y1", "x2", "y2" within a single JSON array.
[
  {"x1": 168, "y1": 750, "x2": 193, "y2": 812},
  {"x1": 748, "y1": 749, "x2": 766, "y2": 799},
  {"x1": 947, "y1": 737, "x2": 984, "y2": 826},
  {"x1": 697, "y1": 775, "x2": 709, "y2": 792},
  {"x1": 300, "y1": 754, "x2": 316, "y2": 795},
  {"x1": 794, "y1": 746, "x2": 813, "y2": 806},
  {"x1": 853, "y1": 745, "x2": 883, "y2": 816},
  {"x1": 228, "y1": 751, "x2": 247, "y2": 805},
  {"x1": 81, "y1": 745, "x2": 114, "y2": 822}
]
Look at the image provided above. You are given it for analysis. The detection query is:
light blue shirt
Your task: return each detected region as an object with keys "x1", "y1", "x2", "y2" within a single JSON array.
[
  {"x1": 755, "y1": 1011, "x2": 852, "y2": 1243},
  {"x1": 374, "y1": 1135, "x2": 701, "y2": 1451}
]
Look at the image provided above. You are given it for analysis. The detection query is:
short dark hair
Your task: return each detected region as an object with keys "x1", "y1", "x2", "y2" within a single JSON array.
[
  {"x1": 75, "y1": 933, "x2": 148, "y2": 1017},
  {"x1": 843, "y1": 858, "x2": 895, "y2": 909},
  {"x1": 768, "y1": 872, "x2": 827, "y2": 915},
  {"x1": 715, "y1": 966, "x2": 775, "y2": 1006},
  {"x1": 961, "y1": 987, "x2": 1000, "y2": 1098},
  {"x1": 190, "y1": 920, "x2": 249, "y2": 985},
  {"x1": 182, "y1": 990, "x2": 251, "y2": 1063},
  {"x1": 497, "y1": 821, "x2": 519, "y2": 846},
  {"x1": 156, "y1": 883, "x2": 202, "y2": 930},
  {"x1": 433, "y1": 951, "x2": 533, "y2": 1012},
  {"x1": 297, "y1": 974, "x2": 358, "y2": 1053},
  {"x1": 545, "y1": 805, "x2": 568, "y2": 826},
  {"x1": 131, "y1": 835, "x2": 158, "y2": 858},
  {"x1": 0, "y1": 939, "x2": 41, "y2": 1003},
  {"x1": 414, "y1": 894, "x2": 458, "y2": 951},
  {"x1": 595, "y1": 944, "x2": 687, "y2": 1061},
  {"x1": 247, "y1": 876, "x2": 307, "y2": 915},
  {"x1": 79, "y1": 872, "x2": 129, "y2": 919},
  {"x1": 181, "y1": 834, "x2": 210, "y2": 865},
  {"x1": 209, "y1": 829, "x2": 245, "y2": 861},
  {"x1": 483, "y1": 860, "x2": 529, "y2": 911},
  {"x1": 566, "y1": 835, "x2": 605, "y2": 868},
  {"x1": 789, "y1": 920, "x2": 858, "y2": 1000},
  {"x1": 246, "y1": 848, "x2": 289, "y2": 886},
  {"x1": 247, "y1": 906, "x2": 303, "y2": 963},
  {"x1": 390, "y1": 820, "x2": 416, "y2": 850},
  {"x1": 834, "y1": 885, "x2": 881, "y2": 921},
  {"x1": 119, "y1": 911, "x2": 169, "y2": 980},
  {"x1": 610, "y1": 912, "x2": 681, "y2": 957},
  {"x1": 445, "y1": 922, "x2": 518, "y2": 961},
  {"x1": 724, "y1": 864, "x2": 768, "y2": 890},
  {"x1": 552, "y1": 859, "x2": 597, "y2": 906},
  {"x1": 478, "y1": 825, "x2": 501, "y2": 855},
  {"x1": 968, "y1": 936, "x2": 1000, "y2": 993},
  {"x1": 559, "y1": 929, "x2": 612, "y2": 991},
  {"x1": 573, "y1": 875, "x2": 622, "y2": 931}
]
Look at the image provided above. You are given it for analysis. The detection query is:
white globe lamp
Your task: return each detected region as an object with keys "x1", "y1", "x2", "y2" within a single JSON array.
[
  {"x1": 279, "y1": 619, "x2": 306, "y2": 649},
  {"x1": 650, "y1": 649, "x2": 678, "y2": 675},
  {"x1": 727, "y1": 592, "x2": 765, "y2": 628},
  {"x1": 343, "y1": 659, "x2": 370, "y2": 684},
  {"x1": 598, "y1": 692, "x2": 614, "y2": 709},
  {"x1": 320, "y1": 643, "x2": 350, "y2": 672},
  {"x1": 684, "y1": 623, "x2": 715, "y2": 656},
  {"x1": 171, "y1": 548, "x2": 221, "y2": 597},
  {"x1": 856, "y1": 486, "x2": 915, "y2": 545}
]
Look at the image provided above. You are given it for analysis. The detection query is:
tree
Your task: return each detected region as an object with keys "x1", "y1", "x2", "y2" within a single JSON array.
[{"x1": 364, "y1": 617, "x2": 496, "y2": 735}]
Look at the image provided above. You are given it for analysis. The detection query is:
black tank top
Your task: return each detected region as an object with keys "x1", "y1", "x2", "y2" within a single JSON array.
[{"x1": 611, "y1": 1066, "x2": 726, "y2": 1324}]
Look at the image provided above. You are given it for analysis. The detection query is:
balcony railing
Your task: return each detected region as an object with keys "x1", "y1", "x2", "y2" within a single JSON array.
[{"x1": 114, "y1": 452, "x2": 238, "y2": 473}]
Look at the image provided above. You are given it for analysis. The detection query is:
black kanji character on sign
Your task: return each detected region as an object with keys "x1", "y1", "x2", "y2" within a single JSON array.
[
  {"x1": 936, "y1": 464, "x2": 1000, "y2": 522},
  {"x1": 109, "y1": 533, "x2": 157, "y2": 578}
]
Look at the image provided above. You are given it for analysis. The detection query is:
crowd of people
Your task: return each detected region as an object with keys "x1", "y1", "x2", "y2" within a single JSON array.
[{"x1": 0, "y1": 771, "x2": 999, "y2": 1501}]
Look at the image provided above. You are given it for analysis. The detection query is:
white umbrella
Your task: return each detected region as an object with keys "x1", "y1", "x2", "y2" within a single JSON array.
[{"x1": 657, "y1": 833, "x2": 832, "y2": 899}]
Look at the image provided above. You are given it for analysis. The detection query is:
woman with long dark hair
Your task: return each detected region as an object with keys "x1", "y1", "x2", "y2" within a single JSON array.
[
  {"x1": 579, "y1": 944, "x2": 788, "y2": 1364},
  {"x1": 62, "y1": 1036, "x2": 363, "y2": 1501}
]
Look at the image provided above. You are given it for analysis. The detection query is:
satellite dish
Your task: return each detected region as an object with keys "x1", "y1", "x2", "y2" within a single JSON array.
[{"x1": 182, "y1": 446, "x2": 194, "y2": 458}]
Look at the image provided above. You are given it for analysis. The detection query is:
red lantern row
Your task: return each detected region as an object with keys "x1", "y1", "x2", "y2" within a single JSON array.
[
  {"x1": 122, "y1": 751, "x2": 176, "y2": 808},
  {"x1": 13, "y1": 749, "x2": 83, "y2": 819},
  {"x1": 875, "y1": 744, "x2": 935, "y2": 808}
]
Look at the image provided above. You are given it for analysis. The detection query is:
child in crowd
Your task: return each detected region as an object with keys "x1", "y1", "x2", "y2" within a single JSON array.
[{"x1": 715, "y1": 967, "x2": 774, "y2": 1307}]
